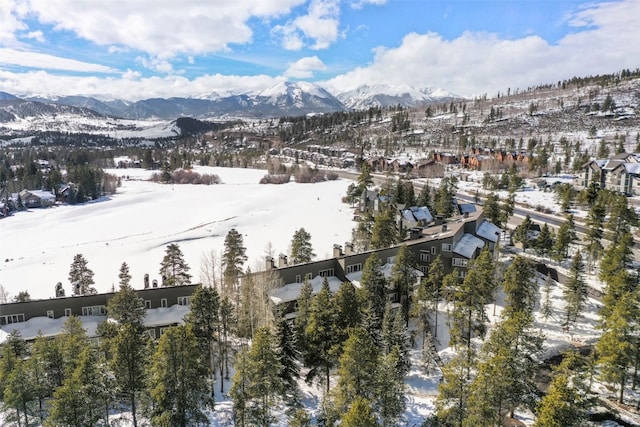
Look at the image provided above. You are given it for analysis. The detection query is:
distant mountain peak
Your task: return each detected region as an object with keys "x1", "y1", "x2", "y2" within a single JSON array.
[{"x1": 336, "y1": 83, "x2": 461, "y2": 110}]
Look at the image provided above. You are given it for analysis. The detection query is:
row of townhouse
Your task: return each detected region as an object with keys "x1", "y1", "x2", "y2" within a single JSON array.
[
  {"x1": 581, "y1": 152, "x2": 640, "y2": 196},
  {"x1": 265, "y1": 206, "x2": 502, "y2": 319},
  {"x1": 0, "y1": 284, "x2": 199, "y2": 342},
  {"x1": 1, "y1": 207, "x2": 501, "y2": 341},
  {"x1": 460, "y1": 150, "x2": 531, "y2": 170}
]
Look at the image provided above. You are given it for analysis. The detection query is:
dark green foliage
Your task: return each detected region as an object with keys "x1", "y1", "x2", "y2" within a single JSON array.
[
  {"x1": 502, "y1": 256, "x2": 537, "y2": 319},
  {"x1": 186, "y1": 285, "x2": 221, "y2": 396},
  {"x1": 304, "y1": 279, "x2": 338, "y2": 391},
  {"x1": 389, "y1": 245, "x2": 417, "y2": 326},
  {"x1": 564, "y1": 251, "x2": 587, "y2": 324},
  {"x1": 149, "y1": 325, "x2": 211, "y2": 427},
  {"x1": 159, "y1": 243, "x2": 192, "y2": 286},
  {"x1": 552, "y1": 215, "x2": 577, "y2": 261},
  {"x1": 434, "y1": 176, "x2": 458, "y2": 218},
  {"x1": 290, "y1": 228, "x2": 315, "y2": 264},
  {"x1": 68, "y1": 253, "x2": 96, "y2": 295},
  {"x1": 370, "y1": 208, "x2": 398, "y2": 249},
  {"x1": 222, "y1": 228, "x2": 248, "y2": 299}
]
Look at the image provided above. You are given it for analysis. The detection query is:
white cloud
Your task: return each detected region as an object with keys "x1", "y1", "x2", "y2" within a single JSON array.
[
  {"x1": 0, "y1": 69, "x2": 281, "y2": 101},
  {"x1": 20, "y1": 0, "x2": 306, "y2": 59},
  {"x1": 323, "y1": 0, "x2": 640, "y2": 96},
  {"x1": 284, "y1": 55, "x2": 326, "y2": 78},
  {"x1": 0, "y1": 0, "x2": 27, "y2": 45},
  {"x1": 0, "y1": 47, "x2": 115, "y2": 72},
  {"x1": 274, "y1": 0, "x2": 341, "y2": 50},
  {"x1": 350, "y1": 0, "x2": 387, "y2": 9},
  {"x1": 24, "y1": 30, "x2": 44, "y2": 42}
]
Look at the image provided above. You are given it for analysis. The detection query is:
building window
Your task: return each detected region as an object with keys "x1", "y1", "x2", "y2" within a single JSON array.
[
  {"x1": 431, "y1": 246, "x2": 436, "y2": 254},
  {"x1": 146, "y1": 329, "x2": 156, "y2": 339},
  {"x1": 442, "y1": 243, "x2": 452, "y2": 252},
  {"x1": 387, "y1": 292, "x2": 398, "y2": 302},
  {"x1": 178, "y1": 296, "x2": 192, "y2": 306},
  {"x1": 82, "y1": 305, "x2": 106, "y2": 316},
  {"x1": 47, "y1": 310, "x2": 54, "y2": 319},
  {"x1": 306, "y1": 273, "x2": 313, "y2": 280},
  {"x1": 387, "y1": 256, "x2": 396, "y2": 264},
  {"x1": 161, "y1": 298, "x2": 168, "y2": 308},
  {"x1": 346, "y1": 263, "x2": 362, "y2": 274},
  {"x1": 319, "y1": 268, "x2": 334, "y2": 278},
  {"x1": 452, "y1": 258, "x2": 468, "y2": 267},
  {"x1": 420, "y1": 252, "x2": 430, "y2": 262},
  {"x1": 145, "y1": 300, "x2": 152, "y2": 309},
  {"x1": 418, "y1": 265, "x2": 429, "y2": 273},
  {"x1": 459, "y1": 270, "x2": 466, "y2": 279},
  {"x1": 0, "y1": 314, "x2": 25, "y2": 325},
  {"x1": 295, "y1": 275, "x2": 302, "y2": 283},
  {"x1": 489, "y1": 243, "x2": 495, "y2": 250},
  {"x1": 65, "y1": 308, "x2": 72, "y2": 316}
]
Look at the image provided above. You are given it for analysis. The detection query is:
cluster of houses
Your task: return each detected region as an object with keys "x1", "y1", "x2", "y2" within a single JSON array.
[
  {"x1": 273, "y1": 146, "x2": 357, "y2": 168},
  {"x1": 459, "y1": 148, "x2": 531, "y2": 170},
  {"x1": 581, "y1": 152, "x2": 640, "y2": 196}
]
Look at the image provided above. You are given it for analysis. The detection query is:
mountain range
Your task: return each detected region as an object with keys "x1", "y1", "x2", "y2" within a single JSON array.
[{"x1": 0, "y1": 82, "x2": 460, "y2": 123}]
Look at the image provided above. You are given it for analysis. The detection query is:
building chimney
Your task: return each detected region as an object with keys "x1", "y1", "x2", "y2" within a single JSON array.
[
  {"x1": 435, "y1": 215, "x2": 444, "y2": 225},
  {"x1": 333, "y1": 244, "x2": 343, "y2": 258},
  {"x1": 265, "y1": 256, "x2": 275, "y2": 270},
  {"x1": 278, "y1": 253, "x2": 288, "y2": 267},
  {"x1": 344, "y1": 242, "x2": 354, "y2": 255},
  {"x1": 442, "y1": 224, "x2": 448, "y2": 232}
]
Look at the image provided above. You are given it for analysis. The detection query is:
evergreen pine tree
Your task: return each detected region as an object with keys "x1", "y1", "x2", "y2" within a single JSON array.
[
  {"x1": 358, "y1": 253, "x2": 388, "y2": 339},
  {"x1": 564, "y1": 251, "x2": 587, "y2": 324},
  {"x1": 149, "y1": 325, "x2": 211, "y2": 427},
  {"x1": 389, "y1": 244, "x2": 416, "y2": 326},
  {"x1": 222, "y1": 228, "x2": 248, "y2": 301},
  {"x1": 294, "y1": 278, "x2": 313, "y2": 358},
  {"x1": 535, "y1": 223, "x2": 553, "y2": 258},
  {"x1": 304, "y1": 279, "x2": 338, "y2": 392},
  {"x1": 377, "y1": 346, "x2": 407, "y2": 426},
  {"x1": 552, "y1": 215, "x2": 577, "y2": 261},
  {"x1": 540, "y1": 275, "x2": 554, "y2": 321},
  {"x1": 275, "y1": 317, "x2": 300, "y2": 404},
  {"x1": 585, "y1": 201, "x2": 606, "y2": 268},
  {"x1": 513, "y1": 215, "x2": 533, "y2": 250},
  {"x1": 186, "y1": 285, "x2": 221, "y2": 395},
  {"x1": 370, "y1": 208, "x2": 398, "y2": 249},
  {"x1": 290, "y1": 227, "x2": 315, "y2": 264},
  {"x1": 341, "y1": 397, "x2": 377, "y2": 427},
  {"x1": 334, "y1": 327, "x2": 380, "y2": 413},
  {"x1": 68, "y1": 253, "x2": 96, "y2": 295},
  {"x1": 502, "y1": 256, "x2": 537, "y2": 318},
  {"x1": 159, "y1": 243, "x2": 192, "y2": 286},
  {"x1": 118, "y1": 261, "x2": 132, "y2": 289},
  {"x1": 436, "y1": 348, "x2": 474, "y2": 426},
  {"x1": 243, "y1": 327, "x2": 284, "y2": 426},
  {"x1": 535, "y1": 351, "x2": 591, "y2": 427}
]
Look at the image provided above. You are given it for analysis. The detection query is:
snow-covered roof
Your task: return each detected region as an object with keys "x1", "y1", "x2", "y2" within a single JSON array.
[
  {"x1": 458, "y1": 203, "x2": 476, "y2": 214},
  {"x1": 453, "y1": 233, "x2": 485, "y2": 259},
  {"x1": 476, "y1": 221, "x2": 502, "y2": 243},
  {"x1": 401, "y1": 206, "x2": 433, "y2": 224},
  {"x1": 27, "y1": 190, "x2": 56, "y2": 201},
  {"x1": 0, "y1": 305, "x2": 190, "y2": 344},
  {"x1": 268, "y1": 275, "x2": 343, "y2": 305}
]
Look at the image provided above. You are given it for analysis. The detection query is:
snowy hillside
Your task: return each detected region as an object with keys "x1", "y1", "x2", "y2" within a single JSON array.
[{"x1": 336, "y1": 84, "x2": 461, "y2": 109}]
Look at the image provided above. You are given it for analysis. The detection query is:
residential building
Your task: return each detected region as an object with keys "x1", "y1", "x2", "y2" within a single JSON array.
[
  {"x1": 0, "y1": 284, "x2": 199, "y2": 342},
  {"x1": 265, "y1": 206, "x2": 501, "y2": 318}
]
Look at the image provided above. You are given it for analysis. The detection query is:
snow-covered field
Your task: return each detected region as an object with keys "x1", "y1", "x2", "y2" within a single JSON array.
[{"x1": 0, "y1": 167, "x2": 355, "y2": 300}]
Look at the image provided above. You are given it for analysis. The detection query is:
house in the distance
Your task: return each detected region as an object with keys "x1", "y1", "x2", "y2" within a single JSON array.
[{"x1": 17, "y1": 189, "x2": 56, "y2": 208}]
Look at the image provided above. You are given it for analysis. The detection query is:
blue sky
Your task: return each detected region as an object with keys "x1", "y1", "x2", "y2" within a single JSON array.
[{"x1": 0, "y1": 0, "x2": 638, "y2": 100}]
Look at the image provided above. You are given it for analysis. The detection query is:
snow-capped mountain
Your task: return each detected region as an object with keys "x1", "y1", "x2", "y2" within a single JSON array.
[
  {"x1": 0, "y1": 81, "x2": 461, "y2": 126},
  {"x1": 336, "y1": 84, "x2": 461, "y2": 110}
]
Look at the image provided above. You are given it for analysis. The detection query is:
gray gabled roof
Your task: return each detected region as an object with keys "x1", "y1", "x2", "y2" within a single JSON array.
[{"x1": 453, "y1": 233, "x2": 485, "y2": 259}]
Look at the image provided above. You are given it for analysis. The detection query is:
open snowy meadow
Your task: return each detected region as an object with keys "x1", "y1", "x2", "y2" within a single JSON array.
[{"x1": 0, "y1": 166, "x2": 355, "y2": 300}]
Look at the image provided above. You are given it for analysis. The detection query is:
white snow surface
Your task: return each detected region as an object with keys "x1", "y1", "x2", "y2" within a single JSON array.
[{"x1": 0, "y1": 167, "x2": 354, "y2": 300}]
